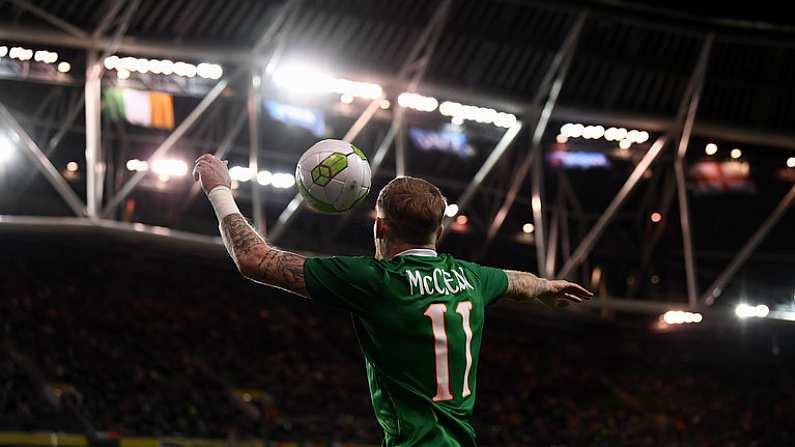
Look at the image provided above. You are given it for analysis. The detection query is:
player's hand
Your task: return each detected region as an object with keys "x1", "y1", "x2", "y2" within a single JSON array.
[
  {"x1": 537, "y1": 280, "x2": 594, "y2": 308},
  {"x1": 193, "y1": 154, "x2": 231, "y2": 194}
]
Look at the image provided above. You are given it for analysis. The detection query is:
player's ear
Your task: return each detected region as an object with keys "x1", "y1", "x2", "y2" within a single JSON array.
[
  {"x1": 375, "y1": 217, "x2": 387, "y2": 239},
  {"x1": 435, "y1": 225, "x2": 443, "y2": 243}
]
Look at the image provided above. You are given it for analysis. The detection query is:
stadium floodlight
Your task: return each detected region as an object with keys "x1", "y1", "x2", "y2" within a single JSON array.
[
  {"x1": 117, "y1": 69, "x2": 131, "y2": 80},
  {"x1": 126, "y1": 159, "x2": 149, "y2": 172},
  {"x1": 444, "y1": 203, "x2": 459, "y2": 217},
  {"x1": 619, "y1": 139, "x2": 632, "y2": 150},
  {"x1": 730, "y1": 148, "x2": 742, "y2": 159},
  {"x1": 735, "y1": 303, "x2": 769, "y2": 319},
  {"x1": 0, "y1": 134, "x2": 14, "y2": 163},
  {"x1": 256, "y1": 170, "x2": 273, "y2": 186},
  {"x1": 196, "y1": 63, "x2": 223, "y2": 80},
  {"x1": 787, "y1": 157, "x2": 795, "y2": 168},
  {"x1": 0, "y1": 46, "x2": 7, "y2": 57},
  {"x1": 662, "y1": 310, "x2": 703, "y2": 325},
  {"x1": 398, "y1": 92, "x2": 438, "y2": 112},
  {"x1": 229, "y1": 166, "x2": 252, "y2": 182},
  {"x1": 57, "y1": 61, "x2": 71, "y2": 73},
  {"x1": 271, "y1": 172, "x2": 295, "y2": 189},
  {"x1": 271, "y1": 62, "x2": 383, "y2": 99},
  {"x1": 272, "y1": 62, "x2": 334, "y2": 95},
  {"x1": 151, "y1": 159, "x2": 188, "y2": 178},
  {"x1": 522, "y1": 223, "x2": 535, "y2": 234},
  {"x1": 439, "y1": 101, "x2": 516, "y2": 128},
  {"x1": 705, "y1": 143, "x2": 718, "y2": 155}
]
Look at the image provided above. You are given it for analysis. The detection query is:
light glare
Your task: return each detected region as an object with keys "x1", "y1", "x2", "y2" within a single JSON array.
[{"x1": 444, "y1": 203, "x2": 459, "y2": 217}]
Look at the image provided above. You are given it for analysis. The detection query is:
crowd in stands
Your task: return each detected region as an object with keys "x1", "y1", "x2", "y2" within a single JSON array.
[{"x1": 2, "y1": 236, "x2": 794, "y2": 446}]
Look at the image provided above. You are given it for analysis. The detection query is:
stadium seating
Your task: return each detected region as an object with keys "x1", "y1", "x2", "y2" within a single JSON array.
[{"x1": 2, "y1": 238, "x2": 794, "y2": 446}]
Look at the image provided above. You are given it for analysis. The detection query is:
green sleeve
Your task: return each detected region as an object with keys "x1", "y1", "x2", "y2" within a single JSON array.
[
  {"x1": 478, "y1": 265, "x2": 509, "y2": 306},
  {"x1": 303, "y1": 256, "x2": 379, "y2": 314}
]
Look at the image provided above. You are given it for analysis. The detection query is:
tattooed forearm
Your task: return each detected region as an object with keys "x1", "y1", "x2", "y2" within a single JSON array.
[
  {"x1": 220, "y1": 213, "x2": 307, "y2": 297},
  {"x1": 504, "y1": 270, "x2": 549, "y2": 302}
]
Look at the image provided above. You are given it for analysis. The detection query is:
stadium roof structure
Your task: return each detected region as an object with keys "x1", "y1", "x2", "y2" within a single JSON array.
[{"x1": 1, "y1": 0, "x2": 795, "y2": 323}]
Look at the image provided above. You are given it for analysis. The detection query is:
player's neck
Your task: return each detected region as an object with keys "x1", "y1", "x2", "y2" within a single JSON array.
[{"x1": 385, "y1": 241, "x2": 437, "y2": 259}]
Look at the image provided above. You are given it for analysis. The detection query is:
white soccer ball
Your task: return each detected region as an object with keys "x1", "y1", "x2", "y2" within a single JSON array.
[{"x1": 295, "y1": 139, "x2": 372, "y2": 213}]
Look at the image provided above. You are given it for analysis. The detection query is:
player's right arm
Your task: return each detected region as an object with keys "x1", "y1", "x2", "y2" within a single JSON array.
[
  {"x1": 193, "y1": 154, "x2": 307, "y2": 298},
  {"x1": 503, "y1": 270, "x2": 593, "y2": 307}
]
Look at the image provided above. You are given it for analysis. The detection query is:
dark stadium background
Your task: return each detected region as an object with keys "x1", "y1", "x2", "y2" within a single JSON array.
[{"x1": 2, "y1": 0, "x2": 795, "y2": 445}]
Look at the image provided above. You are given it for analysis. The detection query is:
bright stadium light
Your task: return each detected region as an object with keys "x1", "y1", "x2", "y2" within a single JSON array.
[
  {"x1": 705, "y1": 143, "x2": 718, "y2": 155},
  {"x1": 619, "y1": 139, "x2": 632, "y2": 150},
  {"x1": 196, "y1": 63, "x2": 223, "y2": 80},
  {"x1": 735, "y1": 303, "x2": 769, "y2": 319},
  {"x1": 256, "y1": 170, "x2": 272, "y2": 186},
  {"x1": 787, "y1": 157, "x2": 795, "y2": 168},
  {"x1": 229, "y1": 166, "x2": 252, "y2": 182},
  {"x1": 271, "y1": 172, "x2": 295, "y2": 189},
  {"x1": 522, "y1": 223, "x2": 535, "y2": 234},
  {"x1": 151, "y1": 159, "x2": 188, "y2": 178},
  {"x1": 117, "y1": 69, "x2": 131, "y2": 80},
  {"x1": 730, "y1": 148, "x2": 742, "y2": 159},
  {"x1": 57, "y1": 61, "x2": 71, "y2": 73},
  {"x1": 126, "y1": 159, "x2": 149, "y2": 172},
  {"x1": 440, "y1": 101, "x2": 515, "y2": 128},
  {"x1": 272, "y1": 62, "x2": 334, "y2": 95},
  {"x1": 556, "y1": 134, "x2": 568, "y2": 144},
  {"x1": 444, "y1": 203, "x2": 459, "y2": 217},
  {"x1": 0, "y1": 134, "x2": 14, "y2": 163},
  {"x1": 662, "y1": 310, "x2": 702, "y2": 325},
  {"x1": 66, "y1": 161, "x2": 79, "y2": 172},
  {"x1": 0, "y1": 46, "x2": 8, "y2": 57},
  {"x1": 398, "y1": 92, "x2": 438, "y2": 112},
  {"x1": 271, "y1": 63, "x2": 382, "y2": 99}
]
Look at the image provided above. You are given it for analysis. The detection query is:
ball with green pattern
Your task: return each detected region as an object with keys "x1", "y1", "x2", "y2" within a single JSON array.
[{"x1": 295, "y1": 139, "x2": 372, "y2": 213}]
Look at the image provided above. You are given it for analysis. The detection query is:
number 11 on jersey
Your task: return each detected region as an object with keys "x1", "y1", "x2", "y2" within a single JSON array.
[{"x1": 424, "y1": 301, "x2": 474, "y2": 401}]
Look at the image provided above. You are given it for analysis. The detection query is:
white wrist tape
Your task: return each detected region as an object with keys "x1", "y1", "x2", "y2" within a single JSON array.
[{"x1": 207, "y1": 186, "x2": 240, "y2": 222}]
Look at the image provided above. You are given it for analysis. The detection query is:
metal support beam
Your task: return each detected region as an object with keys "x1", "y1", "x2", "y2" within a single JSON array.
[
  {"x1": 248, "y1": 72, "x2": 264, "y2": 233},
  {"x1": 100, "y1": 0, "x2": 301, "y2": 218},
  {"x1": 5, "y1": 25, "x2": 795, "y2": 151},
  {"x1": 440, "y1": 122, "x2": 522, "y2": 239},
  {"x1": 477, "y1": 12, "x2": 587, "y2": 261},
  {"x1": 556, "y1": 35, "x2": 714, "y2": 280},
  {"x1": 629, "y1": 171, "x2": 677, "y2": 297},
  {"x1": 545, "y1": 182, "x2": 563, "y2": 277},
  {"x1": 93, "y1": 0, "x2": 127, "y2": 38},
  {"x1": 675, "y1": 34, "x2": 714, "y2": 307},
  {"x1": 394, "y1": 108, "x2": 407, "y2": 177},
  {"x1": 703, "y1": 183, "x2": 795, "y2": 306},
  {"x1": 102, "y1": 73, "x2": 241, "y2": 217},
  {"x1": 268, "y1": 0, "x2": 453, "y2": 243},
  {"x1": 556, "y1": 135, "x2": 669, "y2": 279},
  {"x1": 85, "y1": 51, "x2": 103, "y2": 218},
  {"x1": 7, "y1": 0, "x2": 89, "y2": 38},
  {"x1": 0, "y1": 102, "x2": 86, "y2": 216}
]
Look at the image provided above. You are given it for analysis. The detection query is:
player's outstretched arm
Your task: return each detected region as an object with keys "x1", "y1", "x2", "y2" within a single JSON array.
[
  {"x1": 193, "y1": 154, "x2": 308, "y2": 298},
  {"x1": 503, "y1": 270, "x2": 593, "y2": 308}
]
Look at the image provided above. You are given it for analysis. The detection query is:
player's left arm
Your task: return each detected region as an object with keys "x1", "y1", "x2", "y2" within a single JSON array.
[
  {"x1": 503, "y1": 270, "x2": 593, "y2": 308},
  {"x1": 194, "y1": 154, "x2": 308, "y2": 298}
]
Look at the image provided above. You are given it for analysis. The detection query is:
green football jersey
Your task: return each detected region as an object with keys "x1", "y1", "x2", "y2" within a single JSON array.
[{"x1": 303, "y1": 249, "x2": 509, "y2": 446}]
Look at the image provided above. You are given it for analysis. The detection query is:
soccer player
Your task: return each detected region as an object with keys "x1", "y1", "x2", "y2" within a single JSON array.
[{"x1": 193, "y1": 154, "x2": 593, "y2": 446}]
